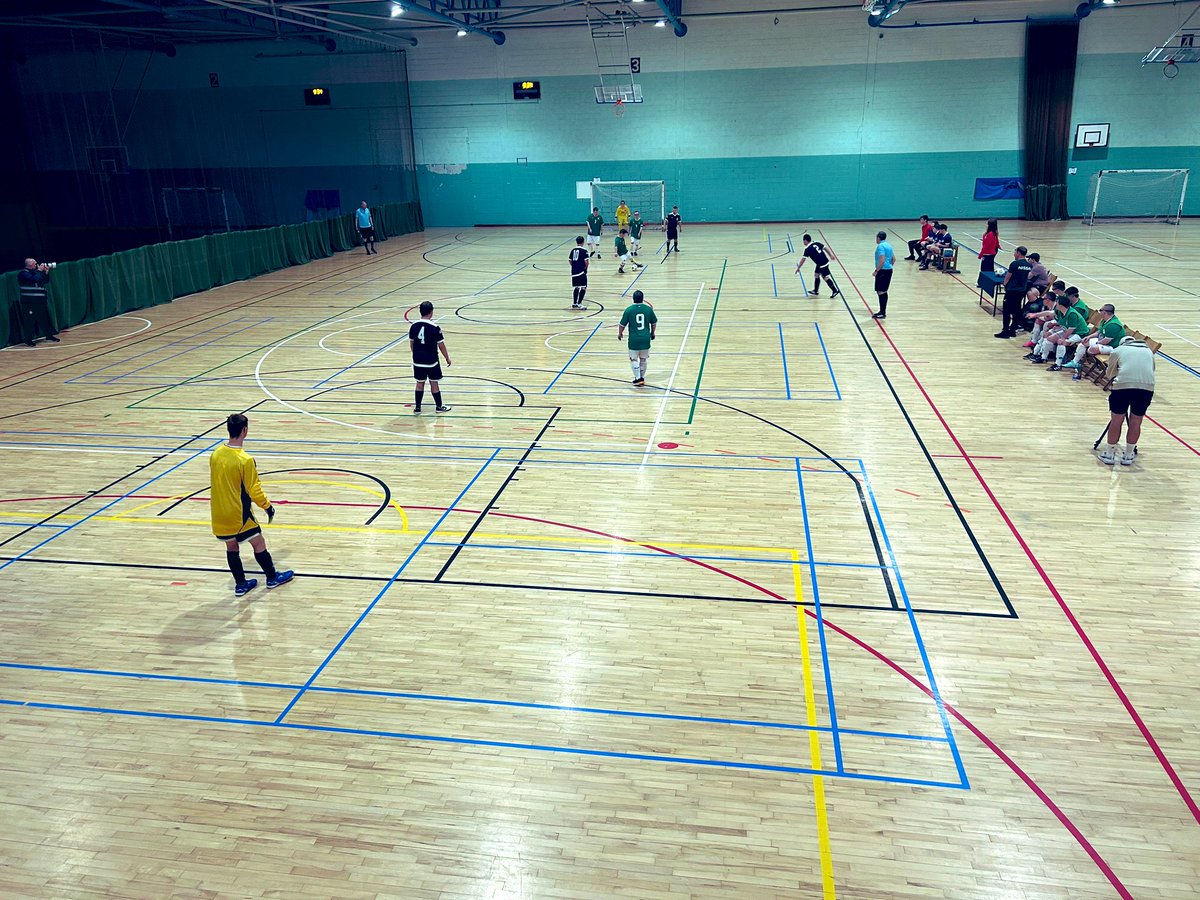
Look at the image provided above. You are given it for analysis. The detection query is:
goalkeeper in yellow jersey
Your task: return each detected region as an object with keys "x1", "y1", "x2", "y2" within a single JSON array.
[
  {"x1": 209, "y1": 413, "x2": 293, "y2": 596},
  {"x1": 615, "y1": 200, "x2": 630, "y2": 230}
]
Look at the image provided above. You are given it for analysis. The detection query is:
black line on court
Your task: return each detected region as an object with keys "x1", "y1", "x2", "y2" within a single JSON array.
[
  {"x1": 517, "y1": 244, "x2": 553, "y2": 264},
  {"x1": 0, "y1": 402, "x2": 257, "y2": 549},
  {"x1": 1090, "y1": 255, "x2": 1198, "y2": 297},
  {"x1": 303, "y1": 371, "x2": 527, "y2": 407},
  {"x1": 154, "y1": 467, "x2": 394, "y2": 526},
  {"x1": 0, "y1": 555, "x2": 1012, "y2": 616},
  {"x1": 819, "y1": 229, "x2": 1018, "y2": 619},
  {"x1": 1101, "y1": 234, "x2": 1177, "y2": 260},
  {"x1": 518, "y1": 369, "x2": 900, "y2": 611},
  {"x1": 1160, "y1": 352, "x2": 1200, "y2": 379},
  {"x1": 432, "y1": 408, "x2": 559, "y2": 582},
  {"x1": 454, "y1": 298, "x2": 605, "y2": 326}
]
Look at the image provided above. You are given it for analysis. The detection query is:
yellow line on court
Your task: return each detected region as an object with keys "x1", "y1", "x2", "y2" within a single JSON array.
[{"x1": 792, "y1": 549, "x2": 837, "y2": 899}]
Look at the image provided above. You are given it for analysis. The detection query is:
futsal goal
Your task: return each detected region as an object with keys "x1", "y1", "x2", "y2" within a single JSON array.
[
  {"x1": 590, "y1": 180, "x2": 666, "y2": 229},
  {"x1": 1082, "y1": 168, "x2": 1189, "y2": 225}
]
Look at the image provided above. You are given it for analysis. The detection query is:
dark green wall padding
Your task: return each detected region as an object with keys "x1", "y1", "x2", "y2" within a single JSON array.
[{"x1": 1, "y1": 201, "x2": 422, "y2": 349}]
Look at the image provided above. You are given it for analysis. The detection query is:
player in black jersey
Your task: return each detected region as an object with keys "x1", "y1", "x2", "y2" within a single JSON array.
[
  {"x1": 408, "y1": 301, "x2": 452, "y2": 414},
  {"x1": 665, "y1": 206, "x2": 682, "y2": 253},
  {"x1": 568, "y1": 236, "x2": 589, "y2": 309},
  {"x1": 796, "y1": 234, "x2": 841, "y2": 297}
]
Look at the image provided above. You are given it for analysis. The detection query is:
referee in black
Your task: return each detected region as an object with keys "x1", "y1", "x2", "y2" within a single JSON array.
[
  {"x1": 796, "y1": 234, "x2": 841, "y2": 297},
  {"x1": 16, "y1": 258, "x2": 60, "y2": 347}
]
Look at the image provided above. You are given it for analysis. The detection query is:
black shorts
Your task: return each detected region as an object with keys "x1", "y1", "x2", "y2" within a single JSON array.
[
  {"x1": 571, "y1": 273, "x2": 588, "y2": 286},
  {"x1": 414, "y1": 364, "x2": 442, "y2": 382},
  {"x1": 215, "y1": 524, "x2": 261, "y2": 543},
  {"x1": 874, "y1": 269, "x2": 893, "y2": 293},
  {"x1": 814, "y1": 264, "x2": 831, "y2": 278},
  {"x1": 667, "y1": 230, "x2": 678, "y2": 240},
  {"x1": 359, "y1": 226, "x2": 375, "y2": 240},
  {"x1": 1108, "y1": 388, "x2": 1153, "y2": 417}
]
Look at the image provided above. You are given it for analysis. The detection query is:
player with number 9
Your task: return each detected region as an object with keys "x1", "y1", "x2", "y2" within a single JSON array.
[{"x1": 617, "y1": 289, "x2": 657, "y2": 386}]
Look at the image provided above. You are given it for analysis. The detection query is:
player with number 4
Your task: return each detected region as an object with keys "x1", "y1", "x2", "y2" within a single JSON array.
[
  {"x1": 618, "y1": 290, "x2": 657, "y2": 386},
  {"x1": 409, "y1": 301, "x2": 452, "y2": 414}
]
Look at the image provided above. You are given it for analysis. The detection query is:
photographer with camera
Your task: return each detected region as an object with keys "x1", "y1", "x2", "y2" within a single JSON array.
[{"x1": 16, "y1": 258, "x2": 60, "y2": 347}]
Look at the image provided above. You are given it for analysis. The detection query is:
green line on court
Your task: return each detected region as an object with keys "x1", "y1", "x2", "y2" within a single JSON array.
[
  {"x1": 687, "y1": 258, "x2": 727, "y2": 424},
  {"x1": 129, "y1": 266, "x2": 451, "y2": 408}
]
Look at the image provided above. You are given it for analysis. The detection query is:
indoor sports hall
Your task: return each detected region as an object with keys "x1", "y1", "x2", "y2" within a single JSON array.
[{"x1": 1, "y1": 2, "x2": 1198, "y2": 898}]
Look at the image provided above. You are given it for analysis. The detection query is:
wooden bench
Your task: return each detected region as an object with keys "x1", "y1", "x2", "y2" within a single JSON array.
[{"x1": 1079, "y1": 329, "x2": 1162, "y2": 390}]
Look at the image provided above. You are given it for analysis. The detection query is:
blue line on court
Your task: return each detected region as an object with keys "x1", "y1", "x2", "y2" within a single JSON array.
[
  {"x1": 273, "y1": 449, "x2": 501, "y2": 724},
  {"x1": 786, "y1": 234, "x2": 794, "y2": 254},
  {"x1": 0, "y1": 697, "x2": 967, "y2": 786},
  {"x1": 101, "y1": 319, "x2": 271, "y2": 385},
  {"x1": 794, "y1": 458, "x2": 844, "y2": 773},
  {"x1": 0, "y1": 438, "x2": 223, "y2": 576},
  {"x1": 767, "y1": 233, "x2": 772, "y2": 252},
  {"x1": 855, "y1": 460, "x2": 969, "y2": 789},
  {"x1": 778, "y1": 323, "x2": 791, "y2": 399},
  {"x1": 0, "y1": 661, "x2": 949, "y2": 745},
  {"x1": 1160, "y1": 352, "x2": 1200, "y2": 380},
  {"x1": 310, "y1": 331, "x2": 412, "y2": 389},
  {"x1": 797, "y1": 268, "x2": 808, "y2": 295},
  {"x1": 70, "y1": 317, "x2": 257, "y2": 382},
  {"x1": 814, "y1": 322, "x2": 842, "y2": 400},
  {"x1": 0, "y1": 522, "x2": 69, "y2": 529},
  {"x1": 771, "y1": 263, "x2": 778, "y2": 298},
  {"x1": 543, "y1": 321, "x2": 604, "y2": 394},
  {"x1": 474, "y1": 264, "x2": 527, "y2": 296},
  {"x1": 621, "y1": 262, "x2": 649, "y2": 298}
]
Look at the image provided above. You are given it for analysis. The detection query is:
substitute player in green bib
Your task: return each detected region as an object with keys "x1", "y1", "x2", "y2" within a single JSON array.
[
  {"x1": 586, "y1": 207, "x2": 604, "y2": 258},
  {"x1": 615, "y1": 229, "x2": 643, "y2": 275},
  {"x1": 628, "y1": 212, "x2": 644, "y2": 257},
  {"x1": 618, "y1": 290, "x2": 657, "y2": 385},
  {"x1": 1066, "y1": 303, "x2": 1124, "y2": 381}
]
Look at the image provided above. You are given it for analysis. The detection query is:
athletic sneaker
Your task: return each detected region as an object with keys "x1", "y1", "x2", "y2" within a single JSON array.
[
  {"x1": 872, "y1": 312, "x2": 886, "y2": 319},
  {"x1": 413, "y1": 407, "x2": 422, "y2": 415},
  {"x1": 234, "y1": 578, "x2": 259, "y2": 596},
  {"x1": 1022, "y1": 352, "x2": 1037, "y2": 360},
  {"x1": 1047, "y1": 364, "x2": 1063, "y2": 372},
  {"x1": 1098, "y1": 448, "x2": 1117, "y2": 465},
  {"x1": 266, "y1": 570, "x2": 294, "y2": 589},
  {"x1": 632, "y1": 377, "x2": 645, "y2": 386},
  {"x1": 994, "y1": 331, "x2": 1012, "y2": 339},
  {"x1": 1072, "y1": 372, "x2": 1083, "y2": 381},
  {"x1": 918, "y1": 264, "x2": 929, "y2": 271},
  {"x1": 807, "y1": 291, "x2": 820, "y2": 297},
  {"x1": 1062, "y1": 361, "x2": 1080, "y2": 369},
  {"x1": 1121, "y1": 449, "x2": 1136, "y2": 466},
  {"x1": 1023, "y1": 340, "x2": 1036, "y2": 348},
  {"x1": 903, "y1": 255, "x2": 916, "y2": 261},
  {"x1": 435, "y1": 405, "x2": 452, "y2": 413},
  {"x1": 618, "y1": 267, "x2": 625, "y2": 274},
  {"x1": 1030, "y1": 357, "x2": 1048, "y2": 364}
]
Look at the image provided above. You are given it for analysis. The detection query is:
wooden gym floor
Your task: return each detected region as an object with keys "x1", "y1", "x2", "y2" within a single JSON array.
[{"x1": 1, "y1": 221, "x2": 1198, "y2": 898}]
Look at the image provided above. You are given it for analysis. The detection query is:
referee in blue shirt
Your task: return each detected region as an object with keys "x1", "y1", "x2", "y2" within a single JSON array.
[
  {"x1": 872, "y1": 231, "x2": 895, "y2": 319},
  {"x1": 356, "y1": 201, "x2": 377, "y2": 255}
]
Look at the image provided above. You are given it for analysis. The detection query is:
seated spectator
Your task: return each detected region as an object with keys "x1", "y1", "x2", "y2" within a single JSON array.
[
  {"x1": 1026, "y1": 252, "x2": 1049, "y2": 301},
  {"x1": 1031, "y1": 295, "x2": 1088, "y2": 370},
  {"x1": 1065, "y1": 285, "x2": 1090, "y2": 322},
  {"x1": 1022, "y1": 281, "x2": 1064, "y2": 343},
  {"x1": 905, "y1": 215, "x2": 931, "y2": 261},
  {"x1": 920, "y1": 223, "x2": 953, "y2": 271},
  {"x1": 1065, "y1": 304, "x2": 1124, "y2": 380},
  {"x1": 917, "y1": 222, "x2": 942, "y2": 267},
  {"x1": 1091, "y1": 335, "x2": 1156, "y2": 465}
]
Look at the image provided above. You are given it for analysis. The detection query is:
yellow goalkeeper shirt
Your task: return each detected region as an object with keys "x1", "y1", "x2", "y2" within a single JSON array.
[
  {"x1": 615, "y1": 205, "x2": 630, "y2": 226},
  {"x1": 209, "y1": 443, "x2": 271, "y2": 538}
]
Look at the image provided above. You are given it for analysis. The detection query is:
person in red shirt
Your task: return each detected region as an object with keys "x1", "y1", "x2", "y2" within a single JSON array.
[
  {"x1": 979, "y1": 218, "x2": 1000, "y2": 273},
  {"x1": 904, "y1": 215, "x2": 931, "y2": 261}
]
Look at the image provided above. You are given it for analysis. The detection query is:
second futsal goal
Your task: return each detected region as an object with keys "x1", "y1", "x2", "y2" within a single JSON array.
[
  {"x1": 590, "y1": 181, "x2": 666, "y2": 229},
  {"x1": 1082, "y1": 168, "x2": 1188, "y2": 225}
]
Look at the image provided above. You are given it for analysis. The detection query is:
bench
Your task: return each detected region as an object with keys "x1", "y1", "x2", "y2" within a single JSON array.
[{"x1": 1078, "y1": 329, "x2": 1162, "y2": 390}]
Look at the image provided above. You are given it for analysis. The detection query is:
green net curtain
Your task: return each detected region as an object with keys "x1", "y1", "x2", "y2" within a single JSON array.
[{"x1": 1, "y1": 201, "x2": 422, "y2": 348}]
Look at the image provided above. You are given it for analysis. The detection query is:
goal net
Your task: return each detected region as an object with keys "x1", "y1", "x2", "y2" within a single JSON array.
[
  {"x1": 590, "y1": 180, "x2": 666, "y2": 230},
  {"x1": 1083, "y1": 168, "x2": 1188, "y2": 225}
]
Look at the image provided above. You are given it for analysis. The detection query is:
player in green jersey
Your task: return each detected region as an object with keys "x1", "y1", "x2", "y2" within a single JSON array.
[
  {"x1": 586, "y1": 207, "x2": 604, "y2": 258},
  {"x1": 615, "y1": 229, "x2": 643, "y2": 274},
  {"x1": 629, "y1": 212, "x2": 644, "y2": 257},
  {"x1": 618, "y1": 290, "x2": 657, "y2": 385}
]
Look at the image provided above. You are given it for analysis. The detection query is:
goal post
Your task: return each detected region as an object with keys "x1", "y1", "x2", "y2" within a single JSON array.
[
  {"x1": 589, "y1": 180, "x2": 667, "y2": 229},
  {"x1": 1083, "y1": 168, "x2": 1188, "y2": 225}
]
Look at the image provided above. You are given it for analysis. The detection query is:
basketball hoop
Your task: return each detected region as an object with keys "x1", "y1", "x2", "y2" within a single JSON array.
[{"x1": 613, "y1": 98, "x2": 625, "y2": 118}]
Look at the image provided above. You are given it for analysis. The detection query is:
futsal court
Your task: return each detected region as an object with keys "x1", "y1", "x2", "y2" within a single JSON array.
[{"x1": 2, "y1": 221, "x2": 1199, "y2": 897}]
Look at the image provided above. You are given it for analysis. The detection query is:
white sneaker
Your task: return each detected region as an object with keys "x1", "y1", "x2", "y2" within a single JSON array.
[
  {"x1": 1098, "y1": 448, "x2": 1116, "y2": 465},
  {"x1": 1120, "y1": 449, "x2": 1135, "y2": 466}
]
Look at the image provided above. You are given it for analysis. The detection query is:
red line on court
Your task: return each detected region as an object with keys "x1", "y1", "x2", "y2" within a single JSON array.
[
  {"x1": 1145, "y1": 415, "x2": 1200, "y2": 457},
  {"x1": 895, "y1": 489, "x2": 921, "y2": 498},
  {"x1": 931, "y1": 453, "x2": 1004, "y2": 460},
  {"x1": 827, "y1": 239, "x2": 1200, "y2": 830}
]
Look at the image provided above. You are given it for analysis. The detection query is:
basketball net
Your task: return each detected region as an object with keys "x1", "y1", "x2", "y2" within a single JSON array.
[{"x1": 613, "y1": 98, "x2": 625, "y2": 118}]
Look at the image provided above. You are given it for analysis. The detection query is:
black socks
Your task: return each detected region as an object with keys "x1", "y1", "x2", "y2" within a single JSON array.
[
  {"x1": 254, "y1": 550, "x2": 277, "y2": 580},
  {"x1": 415, "y1": 388, "x2": 423, "y2": 411},
  {"x1": 227, "y1": 551, "x2": 246, "y2": 583},
  {"x1": 432, "y1": 390, "x2": 443, "y2": 408},
  {"x1": 878, "y1": 292, "x2": 889, "y2": 314}
]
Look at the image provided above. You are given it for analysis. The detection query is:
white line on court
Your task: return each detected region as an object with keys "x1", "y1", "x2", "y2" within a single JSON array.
[
  {"x1": 1156, "y1": 327, "x2": 1200, "y2": 350},
  {"x1": 0, "y1": 316, "x2": 153, "y2": 352},
  {"x1": 642, "y1": 281, "x2": 705, "y2": 467},
  {"x1": 1093, "y1": 230, "x2": 1176, "y2": 255},
  {"x1": 1051, "y1": 263, "x2": 1134, "y2": 299}
]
